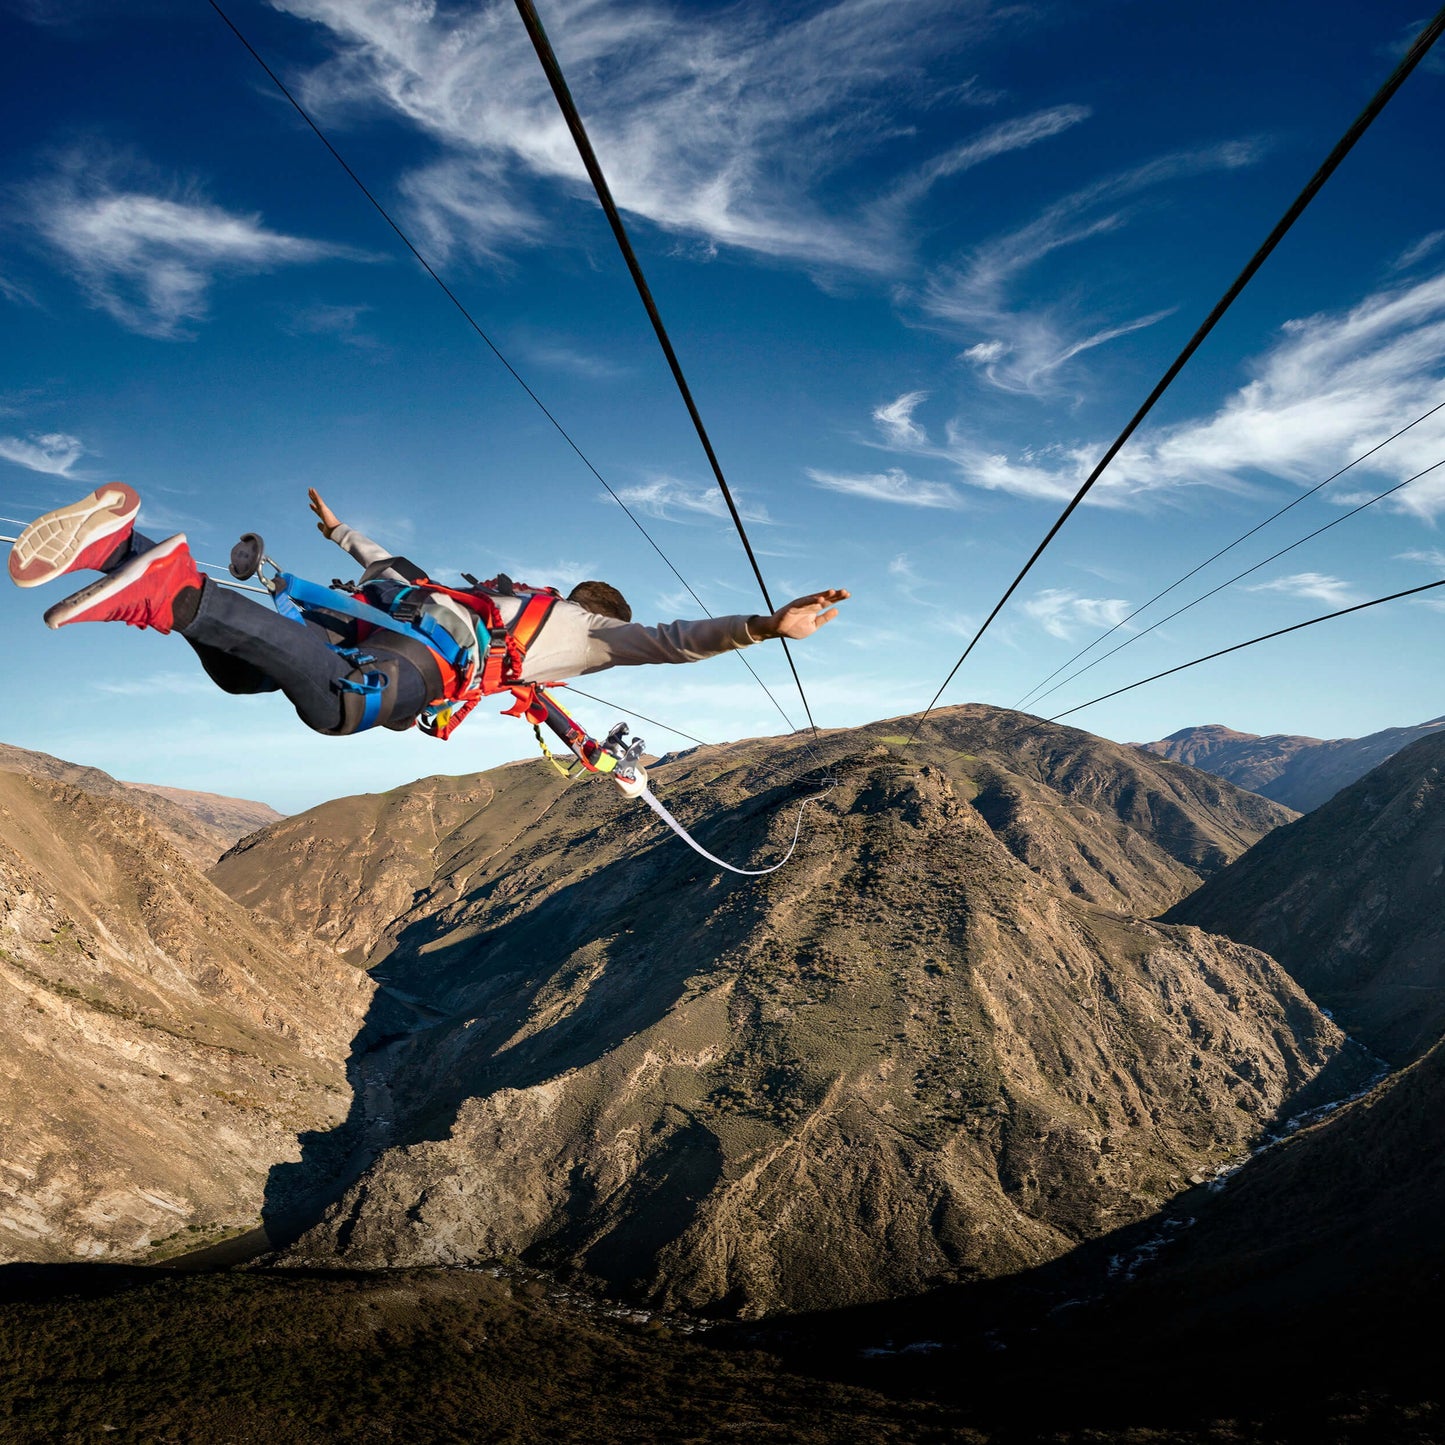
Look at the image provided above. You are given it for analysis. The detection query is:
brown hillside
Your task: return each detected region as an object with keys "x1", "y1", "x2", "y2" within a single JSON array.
[
  {"x1": 0, "y1": 742, "x2": 281, "y2": 866},
  {"x1": 215, "y1": 706, "x2": 1343, "y2": 1317},
  {"x1": 1167, "y1": 729, "x2": 1445, "y2": 1063},
  {"x1": 0, "y1": 770, "x2": 371, "y2": 1262}
]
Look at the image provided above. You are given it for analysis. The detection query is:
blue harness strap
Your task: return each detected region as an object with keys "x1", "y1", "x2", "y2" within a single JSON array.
[
  {"x1": 271, "y1": 573, "x2": 474, "y2": 670},
  {"x1": 268, "y1": 571, "x2": 477, "y2": 734}
]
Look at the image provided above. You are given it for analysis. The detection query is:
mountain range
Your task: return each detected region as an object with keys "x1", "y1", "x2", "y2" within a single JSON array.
[
  {"x1": 1137, "y1": 715, "x2": 1445, "y2": 813},
  {"x1": 1167, "y1": 729, "x2": 1445, "y2": 1064},
  {"x1": 0, "y1": 742, "x2": 282, "y2": 867},
  {"x1": 0, "y1": 766, "x2": 367, "y2": 1261},
  {"x1": 3, "y1": 702, "x2": 1443, "y2": 1437}
]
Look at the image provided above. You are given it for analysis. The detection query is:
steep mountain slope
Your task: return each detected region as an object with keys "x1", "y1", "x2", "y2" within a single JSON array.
[
  {"x1": 215, "y1": 706, "x2": 1345, "y2": 1317},
  {"x1": 0, "y1": 770, "x2": 371, "y2": 1262},
  {"x1": 1139, "y1": 715, "x2": 1445, "y2": 813},
  {"x1": 1168, "y1": 730, "x2": 1445, "y2": 1064},
  {"x1": 1122, "y1": 1032, "x2": 1445, "y2": 1329},
  {"x1": 0, "y1": 742, "x2": 281, "y2": 866}
]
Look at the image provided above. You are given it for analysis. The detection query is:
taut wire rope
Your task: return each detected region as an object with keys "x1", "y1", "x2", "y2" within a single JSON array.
[
  {"x1": 1045, "y1": 576, "x2": 1445, "y2": 723},
  {"x1": 205, "y1": 0, "x2": 805, "y2": 745},
  {"x1": 1015, "y1": 396, "x2": 1445, "y2": 708},
  {"x1": 908, "y1": 6, "x2": 1445, "y2": 741},
  {"x1": 1028, "y1": 453, "x2": 1445, "y2": 710},
  {"x1": 511, "y1": 0, "x2": 823, "y2": 744}
]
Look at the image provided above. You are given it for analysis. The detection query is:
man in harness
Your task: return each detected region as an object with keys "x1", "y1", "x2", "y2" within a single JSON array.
[{"x1": 9, "y1": 484, "x2": 849, "y2": 742}]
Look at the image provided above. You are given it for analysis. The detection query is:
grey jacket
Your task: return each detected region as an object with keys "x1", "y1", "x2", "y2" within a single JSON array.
[{"x1": 330, "y1": 524, "x2": 762, "y2": 682}]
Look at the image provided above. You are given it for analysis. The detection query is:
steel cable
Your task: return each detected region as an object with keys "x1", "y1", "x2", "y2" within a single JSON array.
[
  {"x1": 1047, "y1": 576, "x2": 1445, "y2": 723},
  {"x1": 1015, "y1": 396, "x2": 1445, "y2": 708},
  {"x1": 1028, "y1": 453, "x2": 1445, "y2": 712},
  {"x1": 512, "y1": 0, "x2": 823, "y2": 744}
]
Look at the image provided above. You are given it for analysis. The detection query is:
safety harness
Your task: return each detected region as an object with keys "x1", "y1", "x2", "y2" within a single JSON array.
[{"x1": 263, "y1": 558, "x2": 559, "y2": 741}]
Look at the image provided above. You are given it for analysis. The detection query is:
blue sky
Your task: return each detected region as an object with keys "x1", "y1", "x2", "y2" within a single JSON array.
[{"x1": 2, "y1": 0, "x2": 1443, "y2": 812}]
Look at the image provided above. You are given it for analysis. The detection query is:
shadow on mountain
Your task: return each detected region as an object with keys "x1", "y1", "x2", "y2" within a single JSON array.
[
  {"x1": 735, "y1": 1160, "x2": 1436, "y2": 1439},
  {"x1": 259, "y1": 768, "x2": 813, "y2": 1251}
]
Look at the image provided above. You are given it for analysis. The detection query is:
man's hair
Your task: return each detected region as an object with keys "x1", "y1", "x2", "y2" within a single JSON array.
[{"x1": 568, "y1": 580, "x2": 632, "y2": 622}]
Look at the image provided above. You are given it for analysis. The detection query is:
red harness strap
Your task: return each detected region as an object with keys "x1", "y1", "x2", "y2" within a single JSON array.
[{"x1": 409, "y1": 582, "x2": 560, "y2": 740}]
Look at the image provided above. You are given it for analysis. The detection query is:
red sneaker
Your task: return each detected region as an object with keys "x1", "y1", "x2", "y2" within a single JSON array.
[
  {"x1": 7, "y1": 484, "x2": 142, "y2": 588},
  {"x1": 44, "y1": 535, "x2": 203, "y2": 634}
]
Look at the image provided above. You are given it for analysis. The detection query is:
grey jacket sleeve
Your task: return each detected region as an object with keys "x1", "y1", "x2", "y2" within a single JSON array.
[
  {"x1": 581, "y1": 612, "x2": 761, "y2": 670},
  {"x1": 328, "y1": 524, "x2": 408, "y2": 581},
  {"x1": 515, "y1": 602, "x2": 763, "y2": 682}
]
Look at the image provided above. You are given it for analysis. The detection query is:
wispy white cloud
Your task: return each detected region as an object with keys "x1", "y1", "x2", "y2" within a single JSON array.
[
  {"x1": 886, "y1": 552, "x2": 977, "y2": 635},
  {"x1": 512, "y1": 331, "x2": 628, "y2": 380},
  {"x1": 496, "y1": 558, "x2": 598, "y2": 592},
  {"x1": 873, "y1": 391, "x2": 929, "y2": 448},
  {"x1": 1021, "y1": 587, "x2": 1131, "y2": 640},
  {"x1": 274, "y1": 0, "x2": 1057, "y2": 272},
  {"x1": 284, "y1": 301, "x2": 383, "y2": 351},
  {"x1": 870, "y1": 269, "x2": 1445, "y2": 513},
  {"x1": 0, "y1": 431, "x2": 85, "y2": 476},
  {"x1": 1396, "y1": 547, "x2": 1445, "y2": 568},
  {"x1": 93, "y1": 671, "x2": 222, "y2": 699},
  {"x1": 918, "y1": 143, "x2": 1258, "y2": 395},
  {"x1": 24, "y1": 152, "x2": 364, "y2": 337},
  {"x1": 399, "y1": 154, "x2": 547, "y2": 265},
  {"x1": 807, "y1": 465, "x2": 963, "y2": 509},
  {"x1": 0, "y1": 269, "x2": 38, "y2": 308},
  {"x1": 1245, "y1": 572, "x2": 1361, "y2": 608},
  {"x1": 880, "y1": 104, "x2": 1091, "y2": 212},
  {"x1": 1394, "y1": 231, "x2": 1445, "y2": 272},
  {"x1": 610, "y1": 475, "x2": 770, "y2": 524}
]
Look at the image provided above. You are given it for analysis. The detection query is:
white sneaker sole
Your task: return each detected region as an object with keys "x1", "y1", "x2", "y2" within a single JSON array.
[{"x1": 8, "y1": 484, "x2": 142, "y2": 588}]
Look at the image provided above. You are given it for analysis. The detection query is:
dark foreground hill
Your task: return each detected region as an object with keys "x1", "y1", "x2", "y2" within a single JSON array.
[
  {"x1": 209, "y1": 705, "x2": 1350, "y2": 1317},
  {"x1": 1168, "y1": 729, "x2": 1445, "y2": 1063},
  {"x1": 0, "y1": 769, "x2": 370, "y2": 1261},
  {"x1": 1138, "y1": 715, "x2": 1445, "y2": 814}
]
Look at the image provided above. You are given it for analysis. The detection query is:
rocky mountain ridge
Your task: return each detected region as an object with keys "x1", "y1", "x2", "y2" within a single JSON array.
[
  {"x1": 0, "y1": 742, "x2": 282, "y2": 866},
  {"x1": 1137, "y1": 715, "x2": 1445, "y2": 813}
]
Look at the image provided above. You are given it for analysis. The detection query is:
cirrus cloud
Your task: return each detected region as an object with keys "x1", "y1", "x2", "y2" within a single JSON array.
[
  {"x1": 0, "y1": 431, "x2": 85, "y2": 476},
  {"x1": 23, "y1": 152, "x2": 367, "y2": 338},
  {"x1": 807, "y1": 465, "x2": 963, "y2": 509}
]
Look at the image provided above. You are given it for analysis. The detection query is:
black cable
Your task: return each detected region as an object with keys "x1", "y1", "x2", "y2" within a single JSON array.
[
  {"x1": 1046, "y1": 576, "x2": 1445, "y2": 723},
  {"x1": 1015, "y1": 396, "x2": 1445, "y2": 708},
  {"x1": 206, "y1": 0, "x2": 804, "y2": 742},
  {"x1": 511, "y1": 0, "x2": 822, "y2": 742},
  {"x1": 909, "y1": 6, "x2": 1445, "y2": 740},
  {"x1": 560, "y1": 685, "x2": 711, "y2": 747},
  {"x1": 1029, "y1": 453, "x2": 1445, "y2": 710}
]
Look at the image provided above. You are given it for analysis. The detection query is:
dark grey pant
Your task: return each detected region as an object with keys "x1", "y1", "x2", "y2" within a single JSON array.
[{"x1": 126, "y1": 532, "x2": 429, "y2": 734}]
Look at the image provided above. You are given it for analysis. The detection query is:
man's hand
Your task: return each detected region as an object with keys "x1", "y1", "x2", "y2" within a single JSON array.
[
  {"x1": 308, "y1": 488, "x2": 341, "y2": 539},
  {"x1": 751, "y1": 588, "x2": 850, "y2": 642}
]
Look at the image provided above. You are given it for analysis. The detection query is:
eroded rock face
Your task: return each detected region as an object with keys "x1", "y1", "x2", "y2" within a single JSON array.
[
  {"x1": 0, "y1": 772, "x2": 371, "y2": 1262},
  {"x1": 227, "y1": 708, "x2": 1343, "y2": 1317}
]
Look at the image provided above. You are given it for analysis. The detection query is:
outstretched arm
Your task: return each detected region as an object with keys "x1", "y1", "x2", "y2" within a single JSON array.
[
  {"x1": 570, "y1": 587, "x2": 851, "y2": 676},
  {"x1": 307, "y1": 488, "x2": 402, "y2": 578},
  {"x1": 747, "y1": 589, "x2": 850, "y2": 641}
]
